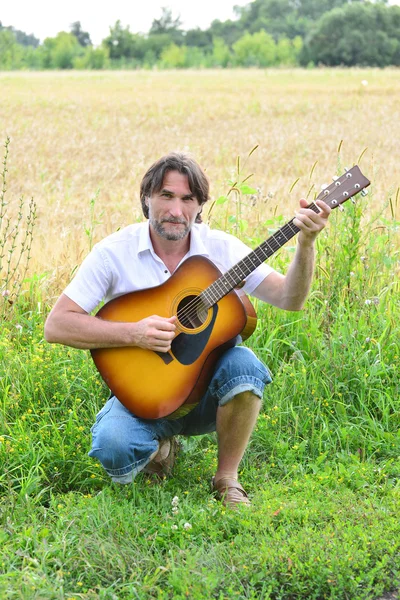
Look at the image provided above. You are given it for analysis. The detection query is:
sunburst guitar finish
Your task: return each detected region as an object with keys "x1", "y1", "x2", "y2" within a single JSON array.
[
  {"x1": 91, "y1": 256, "x2": 257, "y2": 420},
  {"x1": 91, "y1": 165, "x2": 371, "y2": 420}
]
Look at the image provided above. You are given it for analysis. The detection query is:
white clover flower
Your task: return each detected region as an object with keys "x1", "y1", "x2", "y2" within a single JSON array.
[
  {"x1": 365, "y1": 299, "x2": 372, "y2": 305},
  {"x1": 184, "y1": 523, "x2": 192, "y2": 530},
  {"x1": 2, "y1": 290, "x2": 10, "y2": 297},
  {"x1": 15, "y1": 324, "x2": 23, "y2": 332},
  {"x1": 171, "y1": 524, "x2": 178, "y2": 530},
  {"x1": 171, "y1": 496, "x2": 179, "y2": 506}
]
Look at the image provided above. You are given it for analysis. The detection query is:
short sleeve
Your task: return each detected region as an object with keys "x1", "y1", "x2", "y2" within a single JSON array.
[{"x1": 63, "y1": 246, "x2": 111, "y2": 313}]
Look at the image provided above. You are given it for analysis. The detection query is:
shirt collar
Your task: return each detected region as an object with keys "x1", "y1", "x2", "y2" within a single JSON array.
[
  {"x1": 137, "y1": 222, "x2": 209, "y2": 258},
  {"x1": 137, "y1": 221, "x2": 153, "y2": 255},
  {"x1": 187, "y1": 224, "x2": 209, "y2": 258}
]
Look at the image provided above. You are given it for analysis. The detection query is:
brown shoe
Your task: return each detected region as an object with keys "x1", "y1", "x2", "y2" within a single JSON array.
[
  {"x1": 211, "y1": 476, "x2": 251, "y2": 508},
  {"x1": 143, "y1": 438, "x2": 180, "y2": 478}
]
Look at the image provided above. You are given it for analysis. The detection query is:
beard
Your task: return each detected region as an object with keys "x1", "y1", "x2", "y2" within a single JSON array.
[{"x1": 150, "y1": 217, "x2": 191, "y2": 241}]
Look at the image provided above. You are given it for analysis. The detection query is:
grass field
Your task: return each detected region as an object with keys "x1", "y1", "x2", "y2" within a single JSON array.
[
  {"x1": 0, "y1": 69, "x2": 399, "y2": 599},
  {"x1": 1, "y1": 69, "x2": 399, "y2": 290}
]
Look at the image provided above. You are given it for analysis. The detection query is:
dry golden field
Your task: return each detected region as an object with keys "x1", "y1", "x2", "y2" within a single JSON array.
[{"x1": 1, "y1": 68, "x2": 399, "y2": 297}]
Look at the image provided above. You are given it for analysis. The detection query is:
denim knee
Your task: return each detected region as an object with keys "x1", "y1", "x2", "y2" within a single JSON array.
[
  {"x1": 88, "y1": 397, "x2": 159, "y2": 479},
  {"x1": 210, "y1": 346, "x2": 272, "y2": 406}
]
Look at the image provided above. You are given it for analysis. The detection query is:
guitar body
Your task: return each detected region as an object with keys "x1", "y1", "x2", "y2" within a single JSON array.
[{"x1": 91, "y1": 255, "x2": 257, "y2": 420}]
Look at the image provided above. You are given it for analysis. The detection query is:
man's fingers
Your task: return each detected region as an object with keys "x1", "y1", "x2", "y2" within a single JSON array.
[
  {"x1": 315, "y1": 199, "x2": 331, "y2": 217},
  {"x1": 151, "y1": 329, "x2": 175, "y2": 341},
  {"x1": 294, "y1": 212, "x2": 319, "y2": 230},
  {"x1": 150, "y1": 316, "x2": 177, "y2": 331}
]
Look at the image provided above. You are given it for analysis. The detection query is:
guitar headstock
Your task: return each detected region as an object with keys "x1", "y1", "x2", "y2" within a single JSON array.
[{"x1": 316, "y1": 165, "x2": 370, "y2": 210}]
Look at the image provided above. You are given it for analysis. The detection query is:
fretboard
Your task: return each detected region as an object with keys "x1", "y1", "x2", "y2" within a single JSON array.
[{"x1": 201, "y1": 202, "x2": 319, "y2": 308}]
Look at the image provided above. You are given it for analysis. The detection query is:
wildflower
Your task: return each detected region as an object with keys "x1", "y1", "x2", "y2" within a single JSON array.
[
  {"x1": 365, "y1": 299, "x2": 372, "y2": 305},
  {"x1": 171, "y1": 524, "x2": 178, "y2": 530},
  {"x1": 1, "y1": 290, "x2": 10, "y2": 297},
  {"x1": 15, "y1": 324, "x2": 23, "y2": 332},
  {"x1": 184, "y1": 522, "x2": 192, "y2": 530},
  {"x1": 361, "y1": 80, "x2": 368, "y2": 86},
  {"x1": 171, "y1": 496, "x2": 179, "y2": 506}
]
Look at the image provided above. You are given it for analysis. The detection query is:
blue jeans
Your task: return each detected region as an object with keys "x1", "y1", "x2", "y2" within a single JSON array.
[{"x1": 88, "y1": 346, "x2": 272, "y2": 483}]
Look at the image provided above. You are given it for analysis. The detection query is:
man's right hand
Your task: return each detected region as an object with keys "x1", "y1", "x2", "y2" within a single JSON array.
[
  {"x1": 45, "y1": 294, "x2": 179, "y2": 351},
  {"x1": 132, "y1": 315, "x2": 177, "y2": 352}
]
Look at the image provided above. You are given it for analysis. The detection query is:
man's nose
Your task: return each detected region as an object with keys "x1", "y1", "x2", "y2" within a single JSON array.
[{"x1": 168, "y1": 198, "x2": 183, "y2": 217}]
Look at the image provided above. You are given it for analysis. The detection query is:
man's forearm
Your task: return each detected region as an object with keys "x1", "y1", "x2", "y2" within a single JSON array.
[
  {"x1": 44, "y1": 312, "x2": 136, "y2": 350},
  {"x1": 279, "y1": 240, "x2": 316, "y2": 311}
]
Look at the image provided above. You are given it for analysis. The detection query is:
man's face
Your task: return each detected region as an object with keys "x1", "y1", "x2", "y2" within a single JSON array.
[{"x1": 147, "y1": 171, "x2": 201, "y2": 241}]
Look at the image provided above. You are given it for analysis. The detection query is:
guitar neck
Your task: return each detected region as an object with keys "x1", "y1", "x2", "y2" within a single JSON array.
[{"x1": 201, "y1": 202, "x2": 320, "y2": 308}]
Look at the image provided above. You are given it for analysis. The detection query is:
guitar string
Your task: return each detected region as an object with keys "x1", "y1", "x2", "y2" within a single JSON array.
[
  {"x1": 174, "y1": 217, "x2": 302, "y2": 327},
  {"x1": 171, "y1": 181, "x2": 362, "y2": 327},
  {"x1": 174, "y1": 204, "x2": 327, "y2": 325},
  {"x1": 175, "y1": 217, "x2": 305, "y2": 325}
]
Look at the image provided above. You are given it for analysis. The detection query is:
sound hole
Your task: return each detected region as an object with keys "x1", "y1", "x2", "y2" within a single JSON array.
[{"x1": 177, "y1": 295, "x2": 208, "y2": 329}]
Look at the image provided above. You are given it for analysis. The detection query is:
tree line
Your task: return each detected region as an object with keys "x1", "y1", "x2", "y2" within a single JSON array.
[{"x1": 1, "y1": 0, "x2": 400, "y2": 70}]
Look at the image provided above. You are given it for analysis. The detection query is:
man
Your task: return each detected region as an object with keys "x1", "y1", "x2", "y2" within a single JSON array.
[{"x1": 45, "y1": 152, "x2": 331, "y2": 508}]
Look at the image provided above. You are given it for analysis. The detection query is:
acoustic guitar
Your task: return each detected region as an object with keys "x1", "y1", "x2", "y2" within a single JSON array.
[{"x1": 91, "y1": 166, "x2": 370, "y2": 419}]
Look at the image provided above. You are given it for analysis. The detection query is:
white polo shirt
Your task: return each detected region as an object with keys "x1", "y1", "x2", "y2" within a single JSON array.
[{"x1": 63, "y1": 221, "x2": 275, "y2": 313}]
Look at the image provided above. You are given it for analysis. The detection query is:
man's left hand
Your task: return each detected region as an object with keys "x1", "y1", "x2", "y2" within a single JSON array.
[{"x1": 293, "y1": 198, "x2": 331, "y2": 246}]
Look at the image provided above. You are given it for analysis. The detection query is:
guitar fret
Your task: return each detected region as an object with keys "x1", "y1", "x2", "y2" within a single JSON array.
[{"x1": 202, "y1": 201, "x2": 321, "y2": 307}]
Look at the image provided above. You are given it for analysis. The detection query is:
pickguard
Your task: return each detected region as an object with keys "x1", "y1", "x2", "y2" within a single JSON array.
[{"x1": 153, "y1": 304, "x2": 218, "y2": 366}]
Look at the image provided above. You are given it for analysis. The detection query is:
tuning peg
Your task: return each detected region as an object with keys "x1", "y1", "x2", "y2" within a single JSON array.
[
  {"x1": 338, "y1": 205, "x2": 344, "y2": 212},
  {"x1": 332, "y1": 176, "x2": 338, "y2": 181},
  {"x1": 360, "y1": 189, "x2": 368, "y2": 197},
  {"x1": 344, "y1": 167, "x2": 350, "y2": 172},
  {"x1": 351, "y1": 198, "x2": 356, "y2": 204}
]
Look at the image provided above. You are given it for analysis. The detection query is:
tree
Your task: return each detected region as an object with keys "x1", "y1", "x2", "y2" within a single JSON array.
[
  {"x1": 233, "y1": 30, "x2": 276, "y2": 66},
  {"x1": 70, "y1": 21, "x2": 92, "y2": 47},
  {"x1": 150, "y1": 7, "x2": 182, "y2": 35},
  {"x1": 210, "y1": 37, "x2": 232, "y2": 67},
  {"x1": 73, "y1": 46, "x2": 109, "y2": 69},
  {"x1": 276, "y1": 36, "x2": 303, "y2": 65},
  {"x1": 185, "y1": 28, "x2": 212, "y2": 49},
  {"x1": 149, "y1": 7, "x2": 183, "y2": 45},
  {"x1": 226, "y1": 0, "x2": 370, "y2": 40},
  {"x1": 208, "y1": 19, "x2": 244, "y2": 47},
  {"x1": 0, "y1": 21, "x2": 39, "y2": 47},
  {"x1": 160, "y1": 43, "x2": 187, "y2": 68},
  {"x1": 40, "y1": 32, "x2": 82, "y2": 69},
  {"x1": 102, "y1": 21, "x2": 145, "y2": 60},
  {"x1": 0, "y1": 29, "x2": 24, "y2": 69},
  {"x1": 302, "y1": 3, "x2": 400, "y2": 66}
]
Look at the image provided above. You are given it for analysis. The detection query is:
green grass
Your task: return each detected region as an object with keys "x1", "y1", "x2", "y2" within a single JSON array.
[{"x1": 1, "y1": 196, "x2": 400, "y2": 598}]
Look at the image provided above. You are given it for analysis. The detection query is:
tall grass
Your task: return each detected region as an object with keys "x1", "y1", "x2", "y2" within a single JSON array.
[{"x1": 1, "y1": 174, "x2": 399, "y2": 599}]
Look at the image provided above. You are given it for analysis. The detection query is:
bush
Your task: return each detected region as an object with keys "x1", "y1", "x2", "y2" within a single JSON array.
[{"x1": 73, "y1": 46, "x2": 110, "y2": 70}]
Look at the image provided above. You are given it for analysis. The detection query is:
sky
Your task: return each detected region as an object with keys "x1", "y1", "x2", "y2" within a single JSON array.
[{"x1": 1, "y1": 0, "x2": 250, "y2": 45}]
